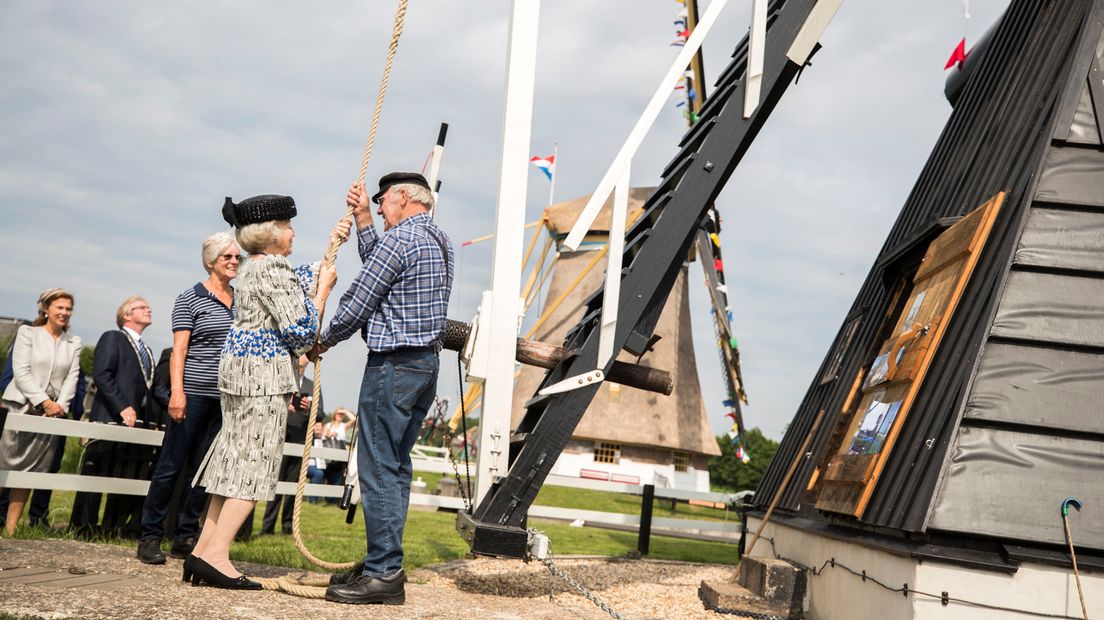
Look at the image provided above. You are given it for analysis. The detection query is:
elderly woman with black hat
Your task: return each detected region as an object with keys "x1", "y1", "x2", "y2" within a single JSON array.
[{"x1": 185, "y1": 194, "x2": 347, "y2": 589}]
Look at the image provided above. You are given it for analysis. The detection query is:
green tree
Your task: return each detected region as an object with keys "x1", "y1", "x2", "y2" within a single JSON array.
[
  {"x1": 0, "y1": 335, "x2": 11, "y2": 372},
  {"x1": 80, "y1": 345, "x2": 95, "y2": 375},
  {"x1": 708, "y1": 427, "x2": 780, "y2": 493}
]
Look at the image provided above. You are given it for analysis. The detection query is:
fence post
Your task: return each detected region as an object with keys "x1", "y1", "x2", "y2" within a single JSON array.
[{"x1": 638, "y1": 484, "x2": 655, "y2": 556}]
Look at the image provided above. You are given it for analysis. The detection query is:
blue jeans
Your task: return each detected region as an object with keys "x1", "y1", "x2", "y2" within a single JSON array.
[
  {"x1": 139, "y1": 394, "x2": 222, "y2": 542},
  {"x1": 356, "y1": 348, "x2": 438, "y2": 577}
]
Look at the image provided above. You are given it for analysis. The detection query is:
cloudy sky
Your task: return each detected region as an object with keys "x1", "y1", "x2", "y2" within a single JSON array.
[{"x1": 0, "y1": 1, "x2": 1009, "y2": 442}]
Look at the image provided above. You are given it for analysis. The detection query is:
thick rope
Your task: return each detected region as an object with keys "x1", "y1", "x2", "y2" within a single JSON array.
[
  {"x1": 253, "y1": 575, "x2": 332, "y2": 599},
  {"x1": 256, "y1": 0, "x2": 409, "y2": 588}
]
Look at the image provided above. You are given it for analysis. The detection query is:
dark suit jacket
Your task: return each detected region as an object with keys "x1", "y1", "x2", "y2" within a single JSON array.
[
  {"x1": 286, "y1": 375, "x2": 319, "y2": 444},
  {"x1": 144, "y1": 347, "x2": 172, "y2": 427},
  {"x1": 90, "y1": 330, "x2": 153, "y2": 424}
]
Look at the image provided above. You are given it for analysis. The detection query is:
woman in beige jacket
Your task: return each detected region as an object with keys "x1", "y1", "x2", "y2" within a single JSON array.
[{"x1": 0, "y1": 289, "x2": 81, "y2": 535}]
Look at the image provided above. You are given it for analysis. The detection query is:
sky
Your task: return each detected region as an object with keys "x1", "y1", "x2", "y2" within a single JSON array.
[{"x1": 0, "y1": 1, "x2": 1011, "y2": 442}]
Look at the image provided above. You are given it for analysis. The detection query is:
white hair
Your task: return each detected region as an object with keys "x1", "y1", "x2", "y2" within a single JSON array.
[
  {"x1": 201, "y1": 231, "x2": 240, "y2": 273},
  {"x1": 236, "y1": 221, "x2": 282, "y2": 254},
  {"x1": 392, "y1": 183, "x2": 435, "y2": 210}
]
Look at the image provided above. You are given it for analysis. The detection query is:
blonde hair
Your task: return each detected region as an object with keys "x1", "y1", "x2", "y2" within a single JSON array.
[
  {"x1": 201, "y1": 231, "x2": 240, "y2": 273},
  {"x1": 236, "y1": 221, "x2": 282, "y2": 254},
  {"x1": 116, "y1": 295, "x2": 148, "y2": 328},
  {"x1": 391, "y1": 183, "x2": 435, "y2": 210},
  {"x1": 33, "y1": 289, "x2": 74, "y2": 330}
]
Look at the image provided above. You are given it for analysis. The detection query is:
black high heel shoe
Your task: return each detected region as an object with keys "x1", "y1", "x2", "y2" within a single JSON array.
[
  {"x1": 189, "y1": 556, "x2": 262, "y2": 590},
  {"x1": 182, "y1": 554, "x2": 196, "y2": 583}
]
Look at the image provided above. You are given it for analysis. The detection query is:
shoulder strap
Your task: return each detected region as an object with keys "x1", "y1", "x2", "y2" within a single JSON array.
[{"x1": 428, "y1": 227, "x2": 450, "y2": 271}]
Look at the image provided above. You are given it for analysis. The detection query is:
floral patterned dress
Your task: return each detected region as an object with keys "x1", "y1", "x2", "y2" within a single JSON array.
[{"x1": 193, "y1": 255, "x2": 319, "y2": 501}]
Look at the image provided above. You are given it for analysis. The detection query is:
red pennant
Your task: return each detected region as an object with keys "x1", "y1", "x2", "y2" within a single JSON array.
[
  {"x1": 714, "y1": 258, "x2": 724, "y2": 272},
  {"x1": 944, "y1": 37, "x2": 967, "y2": 70}
]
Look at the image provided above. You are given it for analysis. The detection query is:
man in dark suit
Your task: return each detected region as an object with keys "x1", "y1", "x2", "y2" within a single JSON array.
[
  {"x1": 70, "y1": 296, "x2": 155, "y2": 536},
  {"x1": 89, "y1": 296, "x2": 154, "y2": 426}
]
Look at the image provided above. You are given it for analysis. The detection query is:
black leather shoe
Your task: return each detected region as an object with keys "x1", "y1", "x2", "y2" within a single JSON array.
[
  {"x1": 169, "y1": 536, "x2": 197, "y2": 559},
  {"x1": 136, "y1": 539, "x2": 166, "y2": 565},
  {"x1": 328, "y1": 561, "x2": 365, "y2": 586},
  {"x1": 182, "y1": 555, "x2": 196, "y2": 583},
  {"x1": 325, "y1": 569, "x2": 405, "y2": 605},
  {"x1": 189, "y1": 556, "x2": 262, "y2": 590}
]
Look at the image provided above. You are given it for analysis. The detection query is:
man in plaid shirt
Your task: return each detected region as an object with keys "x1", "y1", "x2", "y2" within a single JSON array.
[{"x1": 312, "y1": 172, "x2": 454, "y2": 605}]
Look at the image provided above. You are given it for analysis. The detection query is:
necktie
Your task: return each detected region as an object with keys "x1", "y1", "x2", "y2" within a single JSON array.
[{"x1": 137, "y1": 337, "x2": 151, "y2": 377}]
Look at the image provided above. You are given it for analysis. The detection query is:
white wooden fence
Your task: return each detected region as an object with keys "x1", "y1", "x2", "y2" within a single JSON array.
[{"x1": 0, "y1": 415, "x2": 743, "y2": 539}]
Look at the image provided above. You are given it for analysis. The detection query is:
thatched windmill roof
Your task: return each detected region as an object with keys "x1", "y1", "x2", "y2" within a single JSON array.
[{"x1": 511, "y1": 189, "x2": 720, "y2": 456}]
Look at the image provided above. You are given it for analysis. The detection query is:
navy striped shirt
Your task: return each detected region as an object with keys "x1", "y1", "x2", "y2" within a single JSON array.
[{"x1": 172, "y1": 283, "x2": 234, "y2": 397}]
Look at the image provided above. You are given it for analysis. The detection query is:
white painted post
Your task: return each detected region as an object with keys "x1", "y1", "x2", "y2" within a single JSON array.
[
  {"x1": 561, "y1": 0, "x2": 730, "y2": 252},
  {"x1": 426, "y1": 123, "x2": 448, "y2": 218},
  {"x1": 597, "y1": 163, "x2": 630, "y2": 367},
  {"x1": 743, "y1": 0, "x2": 767, "y2": 118},
  {"x1": 476, "y1": 0, "x2": 541, "y2": 504},
  {"x1": 786, "y1": 0, "x2": 845, "y2": 65}
]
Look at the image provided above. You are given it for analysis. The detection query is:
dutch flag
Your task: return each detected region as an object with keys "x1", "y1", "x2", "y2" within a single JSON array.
[{"x1": 529, "y1": 154, "x2": 555, "y2": 181}]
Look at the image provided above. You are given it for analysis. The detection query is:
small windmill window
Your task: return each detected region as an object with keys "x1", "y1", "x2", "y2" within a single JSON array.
[
  {"x1": 594, "y1": 442, "x2": 621, "y2": 464},
  {"x1": 673, "y1": 451, "x2": 690, "y2": 472}
]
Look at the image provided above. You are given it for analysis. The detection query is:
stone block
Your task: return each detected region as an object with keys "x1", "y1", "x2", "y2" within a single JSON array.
[
  {"x1": 736, "y1": 556, "x2": 807, "y2": 610},
  {"x1": 699, "y1": 580, "x2": 798, "y2": 619}
]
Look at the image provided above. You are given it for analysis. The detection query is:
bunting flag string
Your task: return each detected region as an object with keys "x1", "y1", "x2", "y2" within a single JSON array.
[{"x1": 666, "y1": 0, "x2": 750, "y2": 463}]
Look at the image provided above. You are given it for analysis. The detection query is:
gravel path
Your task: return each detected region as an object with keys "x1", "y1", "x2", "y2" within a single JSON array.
[{"x1": 0, "y1": 539, "x2": 743, "y2": 619}]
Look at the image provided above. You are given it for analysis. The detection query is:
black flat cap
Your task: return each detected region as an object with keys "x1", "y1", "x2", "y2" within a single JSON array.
[
  {"x1": 372, "y1": 172, "x2": 432, "y2": 205},
  {"x1": 222, "y1": 194, "x2": 297, "y2": 227}
]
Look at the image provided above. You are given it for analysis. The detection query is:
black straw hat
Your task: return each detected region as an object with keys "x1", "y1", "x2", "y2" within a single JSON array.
[
  {"x1": 222, "y1": 194, "x2": 297, "y2": 227},
  {"x1": 371, "y1": 172, "x2": 432, "y2": 205}
]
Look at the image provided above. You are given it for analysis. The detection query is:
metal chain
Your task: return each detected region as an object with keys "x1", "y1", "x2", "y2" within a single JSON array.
[
  {"x1": 540, "y1": 554, "x2": 628, "y2": 620},
  {"x1": 443, "y1": 424, "x2": 473, "y2": 512},
  {"x1": 450, "y1": 358, "x2": 474, "y2": 512}
]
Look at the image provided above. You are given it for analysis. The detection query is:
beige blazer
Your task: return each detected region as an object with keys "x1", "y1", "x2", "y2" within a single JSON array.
[{"x1": 2, "y1": 325, "x2": 82, "y2": 410}]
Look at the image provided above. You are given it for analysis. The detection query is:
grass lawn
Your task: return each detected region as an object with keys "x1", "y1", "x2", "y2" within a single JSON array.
[
  {"x1": 415, "y1": 471, "x2": 740, "y2": 522},
  {"x1": 8, "y1": 481, "x2": 740, "y2": 573}
]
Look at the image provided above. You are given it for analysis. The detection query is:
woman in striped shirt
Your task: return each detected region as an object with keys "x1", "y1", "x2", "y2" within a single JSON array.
[{"x1": 136, "y1": 231, "x2": 240, "y2": 566}]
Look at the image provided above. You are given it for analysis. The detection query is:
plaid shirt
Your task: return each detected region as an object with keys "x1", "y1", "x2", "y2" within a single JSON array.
[{"x1": 321, "y1": 212, "x2": 454, "y2": 352}]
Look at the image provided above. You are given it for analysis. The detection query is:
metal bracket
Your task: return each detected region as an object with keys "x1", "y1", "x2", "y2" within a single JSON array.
[
  {"x1": 461, "y1": 292, "x2": 494, "y2": 383},
  {"x1": 538, "y1": 370, "x2": 605, "y2": 396}
]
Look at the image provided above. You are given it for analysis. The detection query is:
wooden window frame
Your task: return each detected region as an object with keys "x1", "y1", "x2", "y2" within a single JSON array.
[
  {"x1": 594, "y1": 442, "x2": 621, "y2": 464},
  {"x1": 672, "y1": 451, "x2": 690, "y2": 472},
  {"x1": 815, "y1": 192, "x2": 1006, "y2": 517}
]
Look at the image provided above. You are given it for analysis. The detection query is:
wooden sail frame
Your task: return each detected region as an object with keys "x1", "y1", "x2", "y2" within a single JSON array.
[{"x1": 816, "y1": 192, "x2": 1006, "y2": 517}]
